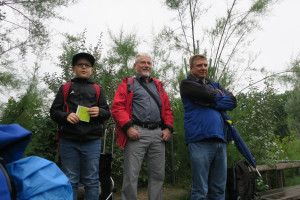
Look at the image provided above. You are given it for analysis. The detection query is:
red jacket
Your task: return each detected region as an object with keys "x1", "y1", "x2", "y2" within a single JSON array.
[{"x1": 111, "y1": 77, "x2": 173, "y2": 147}]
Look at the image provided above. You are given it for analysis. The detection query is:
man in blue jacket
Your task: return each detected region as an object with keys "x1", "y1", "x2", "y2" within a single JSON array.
[{"x1": 180, "y1": 54, "x2": 237, "y2": 200}]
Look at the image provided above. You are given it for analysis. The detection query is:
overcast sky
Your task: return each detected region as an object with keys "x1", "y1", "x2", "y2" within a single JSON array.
[{"x1": 46, "y1": 0, "x2": 300, "y2": 82}]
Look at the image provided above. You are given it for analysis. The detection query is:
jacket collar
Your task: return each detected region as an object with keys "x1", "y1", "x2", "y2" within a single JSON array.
[
  {"x1": 187, "y1": 74, "x2": 212, "y2": 85},
  {"x1": 136, "y1": 74, "x2": 153, "y2": 83},
  {"x1": 71, "y1": 78, "x2": 95, "y2": 84}
]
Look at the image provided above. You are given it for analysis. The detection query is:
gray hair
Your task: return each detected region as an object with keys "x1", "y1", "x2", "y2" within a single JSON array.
[{"x1": 135, "y1": 53, "x2": 151, "y2": 63}]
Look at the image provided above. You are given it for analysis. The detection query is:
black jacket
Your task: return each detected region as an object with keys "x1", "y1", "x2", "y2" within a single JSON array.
[{"x1": 50, "y1": 78, "x2": 111, "y2": 141}]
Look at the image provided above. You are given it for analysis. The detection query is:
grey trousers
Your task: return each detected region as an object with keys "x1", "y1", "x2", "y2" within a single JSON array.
[{"x1": 121, "y1": 125, "x2": 165, "y2": 200}]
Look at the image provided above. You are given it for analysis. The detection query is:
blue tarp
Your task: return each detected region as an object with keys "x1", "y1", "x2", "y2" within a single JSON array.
[
  {"x1": 0, "y1": 124, "x2": 73, "y2": 199},
  {"x1": 6, "y1": 156, "x2": 73, "y2": 200},
  {"x1": 0, "y1": 124, "x2": 32, "y2": 163}
]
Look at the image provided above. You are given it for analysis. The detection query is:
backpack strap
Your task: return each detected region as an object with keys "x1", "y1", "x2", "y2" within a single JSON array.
[
  {"x1": 63, "y1": 82, "x2": 101, "y2": 111},
  {"x1": 127, "y1": 77, "x2": 134, "y2": 93},
  {"x1": 62, "y1": 82, "x2": 72, "y2": 112},
  {"x1": 93, "y1": 84, "x2": 101, "y2": 103},
  {"x1": 0, "y1": 157, "x2": 16, "y2": 199}
]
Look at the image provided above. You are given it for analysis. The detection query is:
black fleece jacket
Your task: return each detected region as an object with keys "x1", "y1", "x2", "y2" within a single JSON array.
[{"x1": 50, "y1": 78, "x2": 111, "y2": 141}]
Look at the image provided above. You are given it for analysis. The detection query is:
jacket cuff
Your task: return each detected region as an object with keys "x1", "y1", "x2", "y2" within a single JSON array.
[
  {"x1": 121, "y1": 120, "x2": 134, "y2": 134},
  {"x1": 63, "y1": 113, "x2": 70, "y2": 124}
]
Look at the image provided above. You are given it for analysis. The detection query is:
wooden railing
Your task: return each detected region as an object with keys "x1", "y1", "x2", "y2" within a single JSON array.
[{"x1": 254, "y1": 161, "x2": 300, "y2": 188}]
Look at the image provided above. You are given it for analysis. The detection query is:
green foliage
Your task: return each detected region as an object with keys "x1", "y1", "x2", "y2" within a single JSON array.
[
  {"x1": 1, "y1": 68, "x2": 44, "y2": 128},
  {"x1": 165, "y1": 0, "x2": 183, "y2": 9},
  {"x1": 0, "y1": 0, "x2": 76, "y2": 97},
  {"x1": 101, "y1": 29, "x2": 138, "y2": 102},
  {"x1": 43, "y1": 31, "x2": 93, "y2": 93},
  {"x1": 0, "y1": 0, "x2": 76, "y2": 58},
  {"x1": 256, "y1": 176, "x2": 269, "y2": 191},
  {"x1": 228, "y1": 82, "x2": 286, "y2": 165},
  {"x1": 24, "y1": 114, "x2": 59, "y2": 163},
  {"x1": 284, "y1": 63, "x2": 300, "y2": 137},
  {"x1": 285, "y1": 169, "x2": 300, "y2": 187},
  {"x1": 162, "y1": 0, "x2": 277, "y2": 89}
]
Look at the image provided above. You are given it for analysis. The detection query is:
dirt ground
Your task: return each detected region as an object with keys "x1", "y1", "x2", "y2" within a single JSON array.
[{"x1": 112, "y1": 186, "x2": 189, "y2": 200}]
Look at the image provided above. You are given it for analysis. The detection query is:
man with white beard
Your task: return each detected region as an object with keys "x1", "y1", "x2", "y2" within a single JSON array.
[{"x1": 111, "y1": 53, "x2": 174, "y2": 200}]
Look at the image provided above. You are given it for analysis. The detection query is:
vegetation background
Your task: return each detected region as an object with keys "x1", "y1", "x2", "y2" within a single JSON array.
[{"x1": 1, "y1": 0, "x2": 300, "y2": 198}]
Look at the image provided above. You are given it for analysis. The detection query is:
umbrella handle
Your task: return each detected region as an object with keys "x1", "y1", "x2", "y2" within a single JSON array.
[{"x1": 255, "y1": 168, "x2": 262, "y2": 177}]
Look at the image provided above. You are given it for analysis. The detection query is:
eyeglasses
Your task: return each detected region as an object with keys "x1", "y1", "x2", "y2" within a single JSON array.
[
  {"x1": 75, "y1": 63, "x2": 92, "y2": 68},
  {"x1": 139, "y1": 61, "x2": 152, "y2": 65}
]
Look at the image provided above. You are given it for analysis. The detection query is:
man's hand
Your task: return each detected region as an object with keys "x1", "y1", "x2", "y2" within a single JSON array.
[
  {"x1": 161, "y1": 128, "x2": 171, "y2": 141},
  {"x1": 215, "y1": 89, "x2": 223, "y2": 96},
  {"x1": 88, "y1": 106, "x2": 100, "y2": 117},
  {"x1": 127, "y1": 126, "x2": 141, "y2": 141},
  {"x1": 66, "y1": 113, "x2": 80, "y2": 124}
]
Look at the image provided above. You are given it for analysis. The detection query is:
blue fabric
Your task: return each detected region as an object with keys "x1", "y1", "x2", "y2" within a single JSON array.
[
  {"x1": 188, "y1": 142, "x2": 227, "y2": 200},
  {"x1": 0, "y1": 124, "x2": 32, "y2": 163},
  {"x1": 182, "y1": 96, "x2": 225, "y2": 143},
  {"x1": 6, "y1": 156, "x2": 73, "y2": 200},
  {"x1": 0, "y1": 167, "x2": 11, "y2": 200},
  {"x1": 181, "y1": 79, "x2": 235, "y2": 144},
  {"x1": 220, "y1": 112, "x2": 257, "y2": 168},
  {"x1": 60, "y1": 138, "x2": 101, "y2": 200}
]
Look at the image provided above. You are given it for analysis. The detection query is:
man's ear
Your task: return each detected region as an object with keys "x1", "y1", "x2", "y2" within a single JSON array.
[{"x1": 72, "y1": 66, "x2": 75, "y2": 72}]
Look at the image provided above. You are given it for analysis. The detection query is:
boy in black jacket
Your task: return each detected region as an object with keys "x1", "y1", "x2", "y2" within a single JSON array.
[{"x1": 50, "y1": 52, "x2": 110, "y2": 200}]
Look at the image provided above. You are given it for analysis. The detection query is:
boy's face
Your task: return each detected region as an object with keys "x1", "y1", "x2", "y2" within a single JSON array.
[{"x1": 72, "y1": 58, "x2": 93, "y2": 79}]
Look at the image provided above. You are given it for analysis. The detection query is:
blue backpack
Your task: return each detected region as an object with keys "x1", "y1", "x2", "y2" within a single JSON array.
[
  {"x1": 6, "y1": 156, "x2": 73, "y2": 200},
  {"x1": 0, "y1": 157, "x2": 16, "y2": 200},
  {"x1": 0, "y1": 124, "x2": 31, "y2": 200},
  {"x1": 0, "y1": 124, "x2": 73, "y2": 200}
]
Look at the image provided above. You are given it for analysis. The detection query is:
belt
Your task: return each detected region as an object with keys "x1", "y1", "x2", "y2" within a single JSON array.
[
  {"x1": 134, "y1": 122, "x2": 161, "y2": 130},
  {"x1": 201, "y1": 137, "x2": 225, "y2": 143}
]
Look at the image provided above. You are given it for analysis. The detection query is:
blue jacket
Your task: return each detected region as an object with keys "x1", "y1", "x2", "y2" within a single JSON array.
[{"x1": 180, "y1": 75, "x2": 237, "y2": 144}]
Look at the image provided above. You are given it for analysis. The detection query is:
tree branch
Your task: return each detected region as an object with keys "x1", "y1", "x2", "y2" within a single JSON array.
[
  {"x1": 237, "y1": 69, "x2": 295, "y2": 95},
  {"x1": 177, "y1": 5, "x2": 192, "y2": 54},
  {"x1": 4, "y1": 2, "x2": 39, "y2": 28},
  {"x1": 218, "y1": 30, "x2": 246, "y2": 82},
  {"x1": 213, "y1": 0, "x2": 237, "y2": 69},
  {"x1": 2, "y1": 19, "x2": 30, "y2": 30},
  {"x1": 0, "y1": 37, "x2": 29, "y2": 56}
]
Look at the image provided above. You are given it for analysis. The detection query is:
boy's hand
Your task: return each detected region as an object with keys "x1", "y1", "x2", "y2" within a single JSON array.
[
  {"x1": 88, "y1": 107, "x2": 99, "y2": 117},
  {"x1": 67, "y1": 113, "x2": 80, "y2": 124}
]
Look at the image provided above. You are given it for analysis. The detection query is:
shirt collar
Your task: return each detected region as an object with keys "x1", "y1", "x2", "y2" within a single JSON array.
[
  {"x1": 187, "y1": 74, "x2": 207, "y2": 84},
  {"x1": 136, "y1": 74, "x2": 153, "y2": 82}
]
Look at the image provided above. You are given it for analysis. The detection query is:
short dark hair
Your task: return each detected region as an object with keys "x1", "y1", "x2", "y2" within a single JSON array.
[
  {"x1": 72, "y1": 52, "x2": 95, "y2": 67},
  {"x1": 189, "y1": 54, "x2": 207, "y2": 67}
]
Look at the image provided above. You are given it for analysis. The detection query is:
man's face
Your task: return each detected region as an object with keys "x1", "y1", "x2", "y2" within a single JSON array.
[
  {"x1": 72, "y1": 58, "x2": 93, "y2": 79},
  {"x1": 134, "y1": 56, "x2": 152, "y2": 77},
  {"x1": 190, "y1": 58, "x2": 208, "y2": 81}
]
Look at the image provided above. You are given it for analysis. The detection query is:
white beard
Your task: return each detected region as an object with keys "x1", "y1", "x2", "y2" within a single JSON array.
[{"x1": 141, "y1": 71, "x2": 150, "y2": 77}]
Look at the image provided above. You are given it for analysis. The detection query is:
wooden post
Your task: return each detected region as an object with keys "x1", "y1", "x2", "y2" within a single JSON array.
[
  {"x1": 277, "y1": 170, "x2": 285, "y2": 188},
  {"x1": 265, "y1": 171, "x2": 270, "y2": 189}
]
